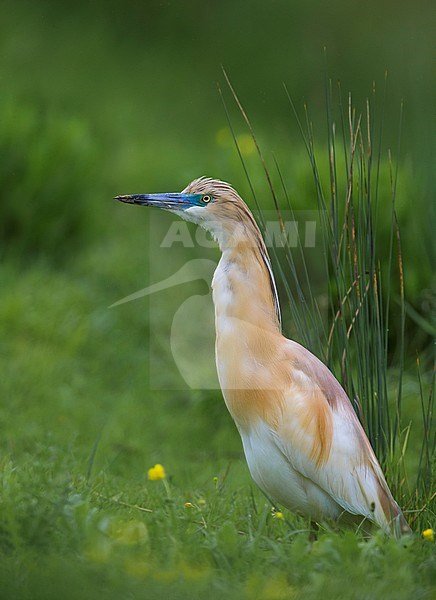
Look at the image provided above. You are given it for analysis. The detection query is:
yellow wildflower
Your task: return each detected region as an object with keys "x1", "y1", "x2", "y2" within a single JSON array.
[
  {"x1": 422, "y1": 528, "x2": 434, "y2": 541},
  {"x1": 147, "y1": 463, "x2": 166, "y2": 481},
  {"x1": 273, "y1": 510, "x2": 284, "y2": 520},
  {"x1": 184, "y1": 502, "x2": 194, "y2": 508}
]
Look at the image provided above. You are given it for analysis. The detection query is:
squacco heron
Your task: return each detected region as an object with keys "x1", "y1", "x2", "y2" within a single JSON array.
[{"x1": 115, "y1": 177, "x2": 410, "y2": 536}]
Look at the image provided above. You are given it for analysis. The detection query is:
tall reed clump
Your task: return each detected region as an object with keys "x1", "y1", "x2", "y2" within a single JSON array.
[{"x1": 220, "y1": 71, "x2": 434, "y2": 532}]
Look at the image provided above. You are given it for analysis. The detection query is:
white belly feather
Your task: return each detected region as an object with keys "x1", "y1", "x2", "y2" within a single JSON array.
[{"x1": 239, "y1": 419, "x2": 343, "y2": 521}]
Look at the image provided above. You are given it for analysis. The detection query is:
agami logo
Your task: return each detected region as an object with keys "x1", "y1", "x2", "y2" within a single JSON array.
[{"x1": 111, "y1": 210, "x2": 323, "y2": 390}]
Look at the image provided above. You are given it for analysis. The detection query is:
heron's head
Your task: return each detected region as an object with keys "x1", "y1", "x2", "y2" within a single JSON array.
[{"x1": 115, "y1": 177, "x2": 261, "y2": 250}]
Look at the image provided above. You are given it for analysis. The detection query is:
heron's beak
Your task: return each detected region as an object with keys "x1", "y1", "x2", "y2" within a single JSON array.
[{"x1": 114, "y1": 193, "x2": 201, "y2": 210}]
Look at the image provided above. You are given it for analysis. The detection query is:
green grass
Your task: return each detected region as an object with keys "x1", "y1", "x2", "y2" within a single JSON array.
[{"x1": 0, "y1": 458, "x2": 435, "y2": 600}]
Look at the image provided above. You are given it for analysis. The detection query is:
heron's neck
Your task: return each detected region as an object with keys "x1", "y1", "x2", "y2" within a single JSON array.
[{"x1": 212, "y1": 242, "x2": 281, "y2": 335}]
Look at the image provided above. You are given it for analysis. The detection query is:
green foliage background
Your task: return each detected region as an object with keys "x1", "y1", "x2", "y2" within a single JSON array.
[{"x1": 0, "y1": 0, "x2": 434, "y2": 598}]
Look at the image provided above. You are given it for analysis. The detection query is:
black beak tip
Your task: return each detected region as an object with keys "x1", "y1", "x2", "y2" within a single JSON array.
[{"x1": 114, "y1": 195, "x2": 135, "y2": 204}]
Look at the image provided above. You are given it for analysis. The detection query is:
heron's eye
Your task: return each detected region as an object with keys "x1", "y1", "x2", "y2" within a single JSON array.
[{"x1": 202, "y1": 195, "x2": 211, "y2": 204}]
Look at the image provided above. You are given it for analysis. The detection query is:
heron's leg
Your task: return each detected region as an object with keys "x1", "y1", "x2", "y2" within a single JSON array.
[{"x1": 309, "y1": 520, "x2": 319, "y2": 542}]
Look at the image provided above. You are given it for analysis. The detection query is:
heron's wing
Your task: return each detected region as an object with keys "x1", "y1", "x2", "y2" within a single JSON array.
[{"x1": 272, "y1": 340, "x2": 406, "y2": 532}]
